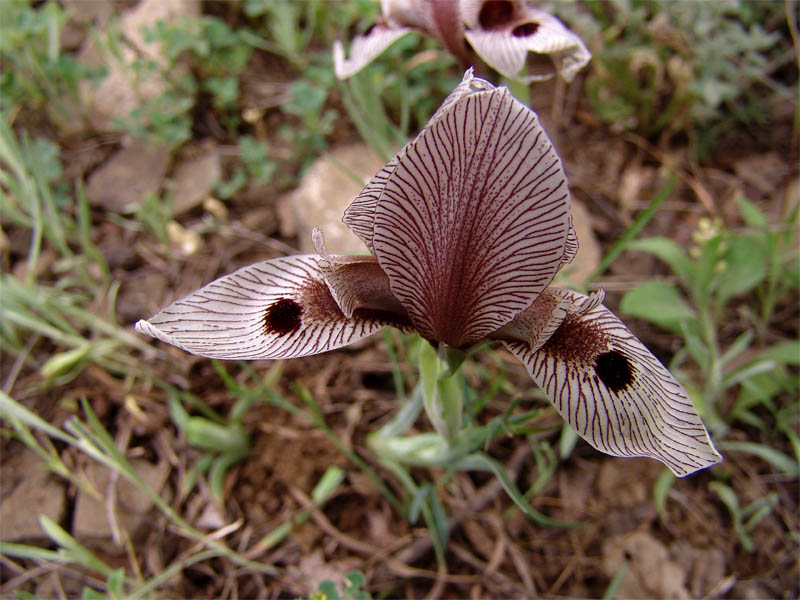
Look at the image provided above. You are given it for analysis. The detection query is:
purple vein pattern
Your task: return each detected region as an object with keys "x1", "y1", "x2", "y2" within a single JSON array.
[
  {"x1": 135, "y1": 255, "x2": 391, "y2": 360},
  {"x1": 343, "y1": 69, "x2": 495, "y2": 252},
  {"x1": 373, "y1": 86, "x2": 570, "y2": 347},
  {"x1": 504, "y1": 288, "x2": 721, "y2": 477}
]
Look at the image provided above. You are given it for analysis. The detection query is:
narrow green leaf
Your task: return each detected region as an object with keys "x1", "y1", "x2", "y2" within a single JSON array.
[
  {"x1": 587, "y1": 175, "x2": 677, "y2": 284},
  {"x1": 717, "y1": 441, "x2": 800, "y2": 476},
  {"x1": 602, "y1": 563, "x2": 629, "y2": 600},
  {"x1": 750, "y1": 340, "x2": 800, "y2": 365},
  {"x1": 653, "y1": 468, "x2": 676, "y2": 518},
  {"x1": 735, "y1": 195, "x2": 767, "y2": 228},
  {"x1": 718, "y1": 330, "x2": 754, "y2": 368},
  {"x1": 311, "y1": 466, "x2": 346, "y2": 505},
  {"x1": 558, "y1": 424, "x2": 579, "y2": 460},
  {"x1": 185, "y1": 418, "x2": 250, "y2": 455},
  {"x1": 455, "y1": 453, "x2": 580, "y2": 529},
  {"x1": 722, "y1": 360, "x2": 776, "y2": 390}
]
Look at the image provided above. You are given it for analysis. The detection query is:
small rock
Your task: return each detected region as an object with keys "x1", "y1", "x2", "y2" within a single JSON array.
[
  {"x1": 86, "y1": 138, "x2": 171, "y2": 212},
  {"x1": 73, "y1": 459, "x2": 170, "y2": 549},
  {"x1": 168, "y1": 146, "x2": 222, "y2": 216},
  {"x1": 0, "y1": 449, "x2": 66, "y2": 542},
  {"x1": 287, "y1": 143, "x2": 386, "y2": 254},
  {"x1": 167, "y1": 220, "x2": 202, "y2": 256},
  {"x1": 670, "y1": 540, "x2": 728, "y2": 597},
  {"x1": 203, "y1": 197, "x2": 228, "y2": 221},
  {"x1": 602, "y1": 530, "x2": 690, "y2": 599},
  {"x1": 80, "y1": 0, "x2": 200, "y2": 132}
]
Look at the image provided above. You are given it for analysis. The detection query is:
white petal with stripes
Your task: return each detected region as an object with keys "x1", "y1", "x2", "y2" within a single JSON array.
[
  {"x1": 135, "y1": 255, "x2": 401, "y2": 360},
  {"x1": 505, "y1": 288, "x2": 722, "y2": 476}
]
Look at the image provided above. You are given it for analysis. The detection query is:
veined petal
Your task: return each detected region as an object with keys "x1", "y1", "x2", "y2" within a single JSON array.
[
  {"x1": 373, "y1": 85, "x2": 571, "y2": 347},
  {"x1": 343, "y1": 69, "x2": 494, "y2": 251},
  {"x1": 491, "y1": 287, "x2": 601, "y2": 350},
  {"x1": 135, "y1": 255, "x2": 409, "y2": 360},
  {"x1": 464, "y1": 6, "x2": 591, "y2": 82},
  {"x1": 334, "y1": 22, "x2": 412, "y2": 79},
  {"x1": 342, "y1": 158, "x2": 397, "y2": 252},
  {"x1": 490, "y1": 288, "x2": 571, "y2": 351},
  {"x1": 504, "y1": 288, "x2": 722, "y2": 477},
  {"x1": 312, "y1": 228, "x2": 407, "y2": 319},
  {"x1": 561, "y1": 216, "x2": 578, "y2": 267}
]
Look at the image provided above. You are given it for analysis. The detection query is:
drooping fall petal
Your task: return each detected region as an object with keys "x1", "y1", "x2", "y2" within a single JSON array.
[
  {"x1": 462, "y1": 1, "x2": 591, "y2": 82},
  {"x1": 371, "y1": 82, "x2": 571, "y2": 347},
  {"x1": 333, "y1": 22, "x2": 413, "y2": 80},
  {"x1": 504, "y1": 288, "x2": 722, "y2": 477},
  {"x1": 135, "y1": 255, "x2": 410, "y2": 360}
]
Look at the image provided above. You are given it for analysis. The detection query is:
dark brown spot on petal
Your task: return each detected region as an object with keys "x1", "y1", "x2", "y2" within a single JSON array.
[
  {"x1": 595, "y1": 350, "x2": 634, "y2": 392},
  {"x1": 263, "y1": 299, "x2": 303, "y2": 336},
  {"x1": 478, "y1": 0, "x2": 514, "y2": 29},
  {"x1": 512, "y1": 21, "x2": 539, "y2": 37},
  {"x1": 541, "y1": 313, "x2": 608, "y2": 366}
]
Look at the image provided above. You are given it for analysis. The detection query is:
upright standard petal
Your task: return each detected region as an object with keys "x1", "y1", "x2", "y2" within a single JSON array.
[
  {"x1": 135, "y1": 255, "x2": 409, "y2": 360},
  {"x1": 343, "y1": 69, "x2": 495, "y2": 251},
  {"x1": 504, "y1": 288, "x2": 722, "y2": 477},
  {"x1": 372, "y1": 85, "x2": 571, "y2": 347},
  {"x1": 462, "y1": 3, "x2": 591, "y2": 82},
  {"x1": 334, "y1": 22, "x2": 412, "y2": 79}
]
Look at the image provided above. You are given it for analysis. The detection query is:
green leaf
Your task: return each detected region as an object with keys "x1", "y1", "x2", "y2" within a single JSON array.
[
  {"x1": 627, "y1": 236, "x2": 694, "y2": 284},
  {"x1": 736, "y1": 195, "x2": 767, "y2": 227},
  {"x1": 185, "y1": 418, "x2": 250, "y2": 455},
  {"x1": 653, "y1": 468, "x2": 676, "y2": 517},
  {"x1": 454, "y1": 453, "x2": 580, "y2": 529},
  {"x1": 602, "y1": 563, "x2": 629, "y2": 600},
  {"x1": 716, "y1": 233, "x2": 769, "y2": 305},
  {"x1": 107, "y1": 567, "x2": 126, "y2": 600},
  {"x1": 717, "y1": 440, "x2": 800, "y2": 476},
  {"x1": 587, "y1": 176, "x2": 677, "y2": 285},
  {"x1": 311, "y1": 466, "x2": 346, "y2": 505},
  {"x1": 718, "y1": 330, "x2": 754, "y2": 368},
  {"x1": 750, "y1": 340, "x2": 800, "y2": 365},
  {"x1": 620, "y1": 280, "x2": 696, "y2": 333},
  {"x1": 558, "y1": 423, "x2": 579, "y2": 460},
  {"x1": 722, "y1": 359, "x2": 776, "y2": 390}
]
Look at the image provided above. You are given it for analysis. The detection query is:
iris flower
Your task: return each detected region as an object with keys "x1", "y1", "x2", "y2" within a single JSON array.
[
  {"x1": 333, "y1": 0, "x2": 591, "y2": 82},
  {"x1": 136, "y1": 70, "x2": 721, "y2": 477}
]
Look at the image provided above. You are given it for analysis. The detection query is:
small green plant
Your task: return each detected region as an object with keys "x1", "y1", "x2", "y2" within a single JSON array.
[
  {"x1": 166, "y1": 363, "x2": 253, "y2": 502},
  {"x1": 551, "y1": 0, "x2": 789, "y2": 154},
  {"x1": 0, "y1": 392, "x2": 277, "y2": 597},
  {"x1": 0, "y1": 0, "x2": 105, "y2": 127},
  {"x1": 0, "y1": 122, "x2": 152, "y2": 389},
  {"x1": 709, "y1": 482, "x2": 779, "y2": 552},
  {"x1": 312, "y1": 570, "x2": 373, "y2": 600},
  {"x1": 620, "y1": 197, "x2": 800, "y2": 503},
  {"x1": 215, "y1": 135, "x2": 278, "y2": 199},
  {"x1": 621, "y1": 197, "x2": 799, "y2": 430},
  {"x1": 115, "y1": 14, "x2": 262, "y2": 146}
]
